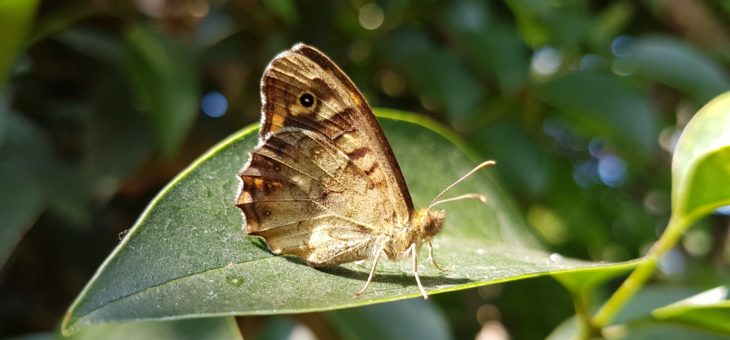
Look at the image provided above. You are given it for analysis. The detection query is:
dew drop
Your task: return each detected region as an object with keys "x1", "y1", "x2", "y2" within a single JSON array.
[
  {"x1": 225, "y1": 275, "x2": 244, "y2": 287},
  {"x1": 549, "y1": 253, "x2": 564, "y2": 262}
]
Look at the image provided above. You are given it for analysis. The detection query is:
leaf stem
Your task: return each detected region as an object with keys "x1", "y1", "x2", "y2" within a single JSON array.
[
  {"x1": 592, "y1": 216, "x2": 689, "y2": 327},
  {"x1": 573, "y1": 290, "x2": 600, "y2": 340}
]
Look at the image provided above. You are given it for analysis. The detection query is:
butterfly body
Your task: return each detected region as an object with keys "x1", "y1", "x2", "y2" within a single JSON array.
[{"x1": 236, "y1": 43, "x2": 482, "y2": 298}]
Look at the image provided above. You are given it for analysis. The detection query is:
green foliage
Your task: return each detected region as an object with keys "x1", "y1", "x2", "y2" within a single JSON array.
[
  {"x1": 61, "y1": 317, "x2": 242, "y2": 340},
  {"x1": 124, "y1": 24, "x2": 199, "y2": 156},
  {"x1": 0, "y1": 0, "x2": 38, "y2": 87},
  {"x1": 0, "y1": 114, "x2": 48, "y2": 266},
  {"x1": 2, "y1": 1, "x2": 730, "y2": 339},
  {"x1": 672, "y1": 93, "x2": 730, "y2": 219}
]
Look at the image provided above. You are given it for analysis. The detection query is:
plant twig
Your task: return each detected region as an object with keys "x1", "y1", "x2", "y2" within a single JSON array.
[{"x1": 592, "y1": 216, "x2": 690, "y2": 326}]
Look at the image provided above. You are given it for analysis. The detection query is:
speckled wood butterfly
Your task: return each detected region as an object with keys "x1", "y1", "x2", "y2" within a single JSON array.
[{"x1": 235, "y1": 43, "x2": 494, "y2": 299}]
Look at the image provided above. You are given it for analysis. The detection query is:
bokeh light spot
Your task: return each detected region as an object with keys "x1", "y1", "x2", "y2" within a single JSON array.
[
  {"x1": 611, "y1": 35, "x2": 634, "y2": 57},
  {"x1": 531, "y1": 46, "x2": 562, "y2": 76},
  {"x1": 359, "y1": 3, "x2": 384, "y2": 30},
  {"x1": 598, "y1": 153, "x2": 627, "y2": 187},
  {"x1": 658, "y1": 248, "x2": 686, "y2": 277},
  {"x1": 201, "y1": 91, "x2": 228, "y2": 118}
]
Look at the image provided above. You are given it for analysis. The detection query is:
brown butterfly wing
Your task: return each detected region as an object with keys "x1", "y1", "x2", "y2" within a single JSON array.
[{"x1": 236, "y1": 44, "x2": 413, "y2": 265}]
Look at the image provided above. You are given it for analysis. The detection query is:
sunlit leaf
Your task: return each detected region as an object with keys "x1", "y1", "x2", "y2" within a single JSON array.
[
  {"x1": 652, "y1": 286, "x2": 730, "y2": 335},
  {"x1": 63, "y1": 110, "x2": 636, "y2": 334},
  {"x1": 672, "y1": 92, "x2": 730, "y2": 222}
]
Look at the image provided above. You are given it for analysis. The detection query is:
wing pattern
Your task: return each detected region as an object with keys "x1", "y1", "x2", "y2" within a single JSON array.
[{"x1": 236, "y1": 44, "x2": 414, "y2": 265}]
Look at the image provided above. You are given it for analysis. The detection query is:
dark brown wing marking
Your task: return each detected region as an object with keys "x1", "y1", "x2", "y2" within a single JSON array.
[{"x1": 237, "y1": 43, "x2": 418, "y2": 265}]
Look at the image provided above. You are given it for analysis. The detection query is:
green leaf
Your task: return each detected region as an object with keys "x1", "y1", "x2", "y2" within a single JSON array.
[
  {"x1": 590, "y1": 93, "x2": 730, "y2": 329},
  {"x1": 26, "y1": 6, "x2": 97, "y2": 46},
  {"x1": 60, "y1": 317, "x2": 242, "y2": 340},
  {"x1": 383, "y1": 31, "x2": 485, "y2": 123},
  {"x1": 614, "y1": 325, "x2": 728, "y2": 340},
  {"x1": 327, "y1": 299, "x2": 451, "y2": 340},
  {"x1": 615, "y1": 36, "x2": 730, "y2": 104},
  {"x1": 0, "y1": 114, "x2": 52, "y2": 267},
  {"x1": 263, "y1": 0, "x2": 297, "y2": 25},
  {"x1": 255, "y1": 317, "x2": 297, "y2": 340},
  {"x1": 552, "y1": 260, "x2": 639, "y2": 294},
  {"x1": 123, "y1": 24, "x2": 199, "y2": 156},
  {"x1": 63, "y1": 110, "x2": 635, "y2": 334},
  {"x1": 0, "y1": 0, "x2": 39, "y2": 87},
  {"x1": 546, "y1": 316, "x2": 579, "y2": 340},
  {"x1": 505, "y1": 0, "x2": 592, "y2": 48},
  {"x1": 548, "y1": 315, "x2": 728, "y2": 340},
  {"x1": 652, "y1": 286, "x2": 730, "y2": 335},
  {"x1": 609, "y1": 286, "x2": 706, "y2": 326},
  {"x1": 538, "y1": 71, "x2": 658, "y2": 156},
  {"x1": 468, "y1": 121, "x2": 549, "y2": 196},
  {"x1": 440, "y1": 2, "x2": 529, "y2": 94},
  {"x1": 672, "y1": 91, "x2": 730, "y2": 222},
  {"x1": 550, "y1": 286, "x2": 727, "y2": 339}
]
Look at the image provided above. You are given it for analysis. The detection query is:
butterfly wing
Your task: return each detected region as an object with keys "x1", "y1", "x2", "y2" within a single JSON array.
[{"x1": 236, "y1": 44, "x2": 414, "y2": 265}]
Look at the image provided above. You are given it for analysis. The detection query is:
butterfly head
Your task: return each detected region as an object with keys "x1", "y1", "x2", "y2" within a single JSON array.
[{"x1": 413, "y1": 208, "x2": 446, "y2": 239}]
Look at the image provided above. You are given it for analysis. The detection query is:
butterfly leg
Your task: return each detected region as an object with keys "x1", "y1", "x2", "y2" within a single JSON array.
[
  {"x1": 427, "y1": 240, "x2": 446, "y2": 271},
  {"x1": 354, "y1": 244, "x2": 385, "y2": 297},
  {"x1": 410, "y1": 243, "x2": 429, "y2": 299}
]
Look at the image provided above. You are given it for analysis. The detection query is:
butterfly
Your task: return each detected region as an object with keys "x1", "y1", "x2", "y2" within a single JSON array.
[{"x1": 235, "y1": 43, "x2": 494, "y2": 299}]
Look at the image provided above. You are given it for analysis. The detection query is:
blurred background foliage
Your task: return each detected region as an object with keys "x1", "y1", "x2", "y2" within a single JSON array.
[{"x1": 1, "y1": 0, "x2": 729, "y2": 339}]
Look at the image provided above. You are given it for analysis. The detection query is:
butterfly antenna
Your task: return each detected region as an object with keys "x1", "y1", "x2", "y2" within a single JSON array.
[
  {"x1": 430, "y1": 193, "x2": 487, "y2": 208},
  {"x1": 428, "y1": 160, "x2": 496, "y2": 210}
]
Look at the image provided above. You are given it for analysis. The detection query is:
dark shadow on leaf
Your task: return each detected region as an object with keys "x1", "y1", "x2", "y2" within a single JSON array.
[
  {"x1": 245, "y1": 235, "x2": 271, "y2": 252},
  {"x1": 316, "y1": 265, "x2": 473, "y2": 287},
  {"x1": 279, "y1": 255, "x2": 472, "y2": 287}
]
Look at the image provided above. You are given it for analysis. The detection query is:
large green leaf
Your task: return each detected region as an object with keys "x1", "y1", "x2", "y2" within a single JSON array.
[
  {"x1": 652, "y1": 286, "x2": 730, "y2": 335},
  {"x1": 63, "y1": 110, "x2": 634, "y2": 334},
  {"x1": 672, "y1": 92, "x2": 730, "y2": 222}
]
